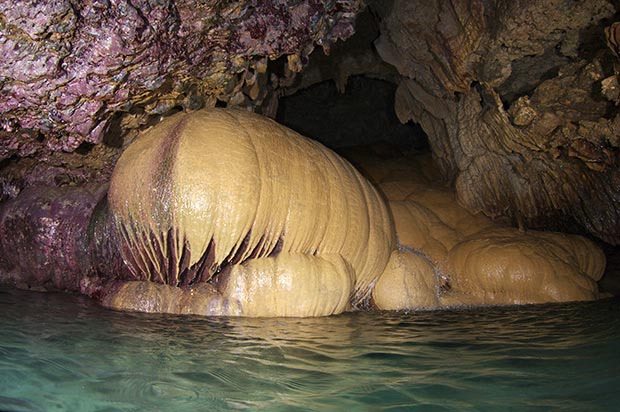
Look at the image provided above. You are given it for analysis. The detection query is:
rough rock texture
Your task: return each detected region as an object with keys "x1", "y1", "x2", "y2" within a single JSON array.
[
  {"x1": 0, "y1": 0, "x2": 362, "y2": 159},
  {"x1": 0, "y1": 184, "x2": 102, "y2": 290},
  {"x1": 0, "y1": 142, "x2": 119, "y2": 204},
  {"x1": 374, "y1": 0, "x2": 620, "y2": 244},
  {"x1": 277, "y1": 7, "x2": 399, "y2": 97}
]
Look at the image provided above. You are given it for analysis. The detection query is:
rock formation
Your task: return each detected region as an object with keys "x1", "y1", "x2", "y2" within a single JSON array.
[
  {"x1": 0, "y1": 0, "x2": 362, "y2": 204},
  {"x1": 0, "y1": 1, "x2": 618, "y2": 315},
  {"x1": 373, "y1": 0, "x2": 620, "y2": 245},
  {"x1": 0, "y1": 0, "x2": 361, "y2": 154},
  {"x1": 1, "y1": 109, "x2": 606, "y2": 315},
  {"x1": 349, "y1": 148, "x2": 606, "y2": 310},
  {"x1": 103, "y1": 108, "x2": 394, "y2": 316}
]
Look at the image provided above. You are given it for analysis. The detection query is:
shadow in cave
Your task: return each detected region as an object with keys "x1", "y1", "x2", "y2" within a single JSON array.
[{"x1": 276, "y1": 75, "x2": 429, "y2": 155}]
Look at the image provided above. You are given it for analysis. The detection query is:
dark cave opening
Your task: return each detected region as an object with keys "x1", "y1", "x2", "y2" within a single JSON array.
[{"x1": 276, "y1": 75, "x2": 429, "y2": 154}]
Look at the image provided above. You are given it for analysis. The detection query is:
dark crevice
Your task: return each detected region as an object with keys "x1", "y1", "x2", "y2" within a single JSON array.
[
  {"x1": 102, "y1": 113, "x2": 124, "y2": 148},
  {"x1": 0, "y1": 155, "x2": 17, "y2": 171},
  {"x1": 75, "y1": 141, "x2": 95, "y2": 155},
  {"x1": 276, "y1": 75, "x2": 428, "y2": 152},
  {"x1": 497, "y1": 50, "x2": 568, "y2": 108},
  {"x1": 190, "y1": 238, "x2": 217, "y2": 285},
  {"x1": 578, "y1": 12, "x2": 618, "y2": 60}
]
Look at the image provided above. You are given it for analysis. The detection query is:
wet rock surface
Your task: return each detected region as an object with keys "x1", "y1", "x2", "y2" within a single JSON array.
[
  {"x1": 374, "y1": 0, "x2": 620, "y2": 244},
  {"x1": 0, "y1": 184, "x2": 103, "y2": 291},
  {"x1": 348, "y1": 146, "x2": 606, "y2": 310},
  {"x1": 1, "y1": 0, "x2": 620, "y2": 312}
]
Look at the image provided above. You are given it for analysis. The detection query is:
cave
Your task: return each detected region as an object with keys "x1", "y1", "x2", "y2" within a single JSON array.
[{"x1": 1, "y1": 1, "x2": 619, "y2": 410}]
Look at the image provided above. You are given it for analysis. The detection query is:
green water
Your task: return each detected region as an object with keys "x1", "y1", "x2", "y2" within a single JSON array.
[{"x1": 0, "y1": 287, "x2": 618, "y2": 412}]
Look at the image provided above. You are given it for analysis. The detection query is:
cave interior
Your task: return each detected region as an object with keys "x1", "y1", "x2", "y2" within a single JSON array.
[{"x1": 1, "y1": 0, "x2": 620, "y2": 312}]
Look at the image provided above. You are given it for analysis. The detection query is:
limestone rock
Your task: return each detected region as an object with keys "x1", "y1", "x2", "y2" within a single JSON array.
[
  {"x1": 351, "y1": 147, "x2": 607, "y2": 309},
  {"x1": 372, "y1": 249, "x2": 441, "y2": 311},
  {"x1": 0, "y1": 0, "x2": 362, "y2": 159},
  {"x1": 374, "y1": 0, "x2": 620, "y2": 244},
  {"x1": 444, "y1": 228, "x2": 605, "y2": 305},
  {"x1": 107, "y1": 108, "x2": 395, "y2": 315}
]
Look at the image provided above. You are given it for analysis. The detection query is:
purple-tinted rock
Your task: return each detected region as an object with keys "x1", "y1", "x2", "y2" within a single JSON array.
[
  {"x1": 0, "y1": 185, "x2": 103, "y2": 290},
  {"x1": 0, "y1": 0, "x2": 362, "y2": 160}
]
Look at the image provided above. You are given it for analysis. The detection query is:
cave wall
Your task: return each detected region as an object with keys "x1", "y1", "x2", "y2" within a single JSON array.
[
  {"x1": 0, "y1": 0, "x2": 362, "y2": 201},
  {"x1": 0, "y1": 0, "x2": 362, "y2": 149},
  {"x1": 373, "y1": 0, "x2": 620, "y2": 244},
  {"x1": 1, "y1": 0, "x2": 620, "y2": 247}
]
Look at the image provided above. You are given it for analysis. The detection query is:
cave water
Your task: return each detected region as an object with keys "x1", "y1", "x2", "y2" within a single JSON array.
[
  {"x1": 2, "y1": 1, "x2": 620, "y2": 410},
  {"x1": 1, "y1": 286, "x2": 619, "y2": 411}
]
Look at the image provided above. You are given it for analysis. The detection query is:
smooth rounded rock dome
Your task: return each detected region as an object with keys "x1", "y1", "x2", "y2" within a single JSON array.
[{"x1": 106, "y1": 108, "x2": 395, "y2": 316}]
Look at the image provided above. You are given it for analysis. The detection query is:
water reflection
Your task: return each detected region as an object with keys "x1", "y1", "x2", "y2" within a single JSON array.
[{"x1": 0, "y1": 288, "x2": 619, "y2": 412}]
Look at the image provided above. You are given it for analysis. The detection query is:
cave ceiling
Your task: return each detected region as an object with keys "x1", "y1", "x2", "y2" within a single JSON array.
[{"x1": 1, "y1": 0, "x2": 619, "y2": 246}]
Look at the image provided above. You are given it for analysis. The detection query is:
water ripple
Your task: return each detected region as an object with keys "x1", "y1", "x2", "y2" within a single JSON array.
[{"x1": 0, "y1": 288, "x2": 619, "y2": 412}]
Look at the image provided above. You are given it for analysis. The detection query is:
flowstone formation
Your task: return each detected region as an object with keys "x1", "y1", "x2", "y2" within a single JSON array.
[
  {"x1": 0, "y1": 0, "x2": 618, "y2": 316},
  {"x1": 0, "y1": 109, "x2": 607, "y2": 316},
  {"x1": 101, "y1": 110, "x2": 606, "y2": 314},
  {"x1": 347, "y1": 148, "x2": 607, "y2": 309},
  {"x1": 103, "y1": 108, "x2": 394, "y2": 316}
]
